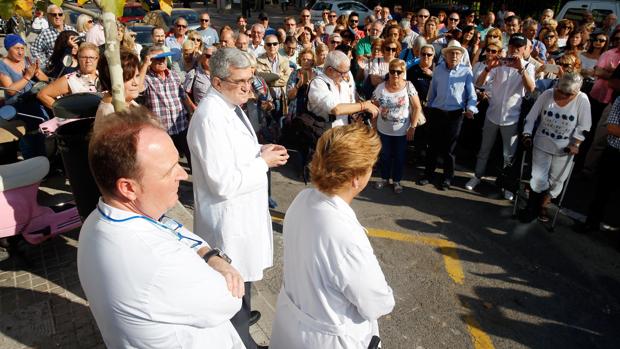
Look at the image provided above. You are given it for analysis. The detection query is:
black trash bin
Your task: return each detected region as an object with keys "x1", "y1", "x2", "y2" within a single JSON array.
[
  {"x1": 53, "y1": 93, "x2": 102, "y2": 220},
  {"x1": 56, "y1": 118, "x2": 100, "y2": 219}
]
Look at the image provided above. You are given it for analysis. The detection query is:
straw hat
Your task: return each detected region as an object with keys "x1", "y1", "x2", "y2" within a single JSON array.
[{"x1": 441, "y1": 40, "x2": 466, "y2": 56}]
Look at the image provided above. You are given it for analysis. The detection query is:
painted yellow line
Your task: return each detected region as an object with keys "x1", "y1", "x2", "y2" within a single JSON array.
[
  {"x1": 464, "y1": 314, "x2": 496, "y2": 349},
  {"x1": 366, "y1": 228, "x2": 464, "y2": 285}
]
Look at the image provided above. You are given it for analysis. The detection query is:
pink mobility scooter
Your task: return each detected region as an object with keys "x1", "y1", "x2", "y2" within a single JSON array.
[{"x1": 0, "y1": 105, "x2": 82, "y2": 245}]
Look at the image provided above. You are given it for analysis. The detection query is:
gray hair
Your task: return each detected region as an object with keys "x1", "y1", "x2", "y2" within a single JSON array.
[
  {"x1": 400, "y1": 19, "x2": 411, "y2": 30},
  {"x1": 251, "y1": 23, "x2": 265, "y2": 32},
  {"x1": 413, "y1": 36, "x2": 428, "y2": 49},
  {"x1": 210, "y1": 47, "x2": 252, "y2": 79},
  {"x1": 557, "y1": 73, "x2": 583, "y2": 95},
  {"x1": 148, "y1": 45, "x2": 165, "y2": 54},
  {"x1": 324, "y1": 50, "x2": 349, "y2": 70},
  {"x1": 47, "y1": 4, "x2": 62, "y2": 13},
  {"x1": 76, "y1": 14, "x2": 93, "y2": 33},
  {"x1": 419, "y1": 44, "x2": 435, "y2": 54}
]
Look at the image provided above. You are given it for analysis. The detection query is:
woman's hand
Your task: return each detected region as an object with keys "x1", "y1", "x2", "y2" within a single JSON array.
[
  {"x1": 68, "y1": 36, "x2": 79, "y2": 49},
  {"x1": 406, "y1": 127, "x2": 415, "y2": 141},
  {"x1": 567, "y1": 144, "x2": 579, "y2": 155},
  {"x1": 23, "y1": 60, "x2": 38, "y2": 80}
]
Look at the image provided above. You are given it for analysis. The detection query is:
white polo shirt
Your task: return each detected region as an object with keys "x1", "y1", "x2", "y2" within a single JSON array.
[{"x1": 77, "y1": 199, "x2": 244, "y2": 349}]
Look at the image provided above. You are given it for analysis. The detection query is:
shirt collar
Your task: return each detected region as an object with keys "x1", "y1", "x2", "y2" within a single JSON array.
[
  {"x1": 210, "y1": 87, "x2": 238, "y2": 112},
  {"x1": 318, "y1": 190, "x2": 358, "y2": 221},
  {"x1": 97, "y1": 197, "x2": 153, "y2": 221}
]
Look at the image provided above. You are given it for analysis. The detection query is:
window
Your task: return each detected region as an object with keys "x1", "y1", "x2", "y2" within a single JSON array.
[{"x1": 311, "y1": 2, "x2": 332, "y2": 11}]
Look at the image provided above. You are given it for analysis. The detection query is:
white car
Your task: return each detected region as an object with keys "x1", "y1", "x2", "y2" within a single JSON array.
[{"x1": 310, "y1": 0, "x2": 373, "y2": 26}]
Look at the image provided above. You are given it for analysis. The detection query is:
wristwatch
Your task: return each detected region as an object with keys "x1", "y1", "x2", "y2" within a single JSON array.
[{"x1": 203, "y1": 248, "x2": 232, "y2": 264}]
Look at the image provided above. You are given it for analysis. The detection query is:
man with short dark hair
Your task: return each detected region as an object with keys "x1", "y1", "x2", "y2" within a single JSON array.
[
  {"x1": 79, "y1": 107, "x2": 245, "y2": 348},
  {"x1": 440, "y1": 12, "x2": 460, "y2": 35},
  {"x1": 348, "y1": 12, "x2": 365, "y2": 39}
]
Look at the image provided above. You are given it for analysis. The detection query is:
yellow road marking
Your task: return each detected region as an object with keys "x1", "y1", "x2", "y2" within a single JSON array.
[
  {"x1": 464, "y1": 314, "x2": 496, "y2": 349},
  {"x1": 271, "y1": 215, "x2": 493, "y2": 349},
  {"x1": 366, "y1": 229, "x2": 464, "y2": 285}
]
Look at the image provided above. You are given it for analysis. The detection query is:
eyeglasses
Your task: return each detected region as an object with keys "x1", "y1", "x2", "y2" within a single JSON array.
[
  {"x1": 331, "y1": 40, "x2": 342, "y2": 45},
  {"x1": 449, "y1": 18, "x2": 459, "y2": 21},
  {"x1": 418, "y1": 15, "x2": 429, "y2": 18},
  {"x1": 594, "y1": 38, "x2": 607, "y2": 43},
  {"x1": 265, "y1": 42, "x2": 279, "y2": 46},
  {"x1": 200, "y1": 19, "x2": 210, "y2": 22},
  {"x1": 222, "y1": 78, "x2": 253, "y2": 86},
  {"x1": 49, "y1": 12, "x2": 64, "y2": 17},
  {"x1": 350, "y1": 19, "x2": 358, "y2": 23},
  {"x1": 389, "y1": 70, "x2": 403, "y2": 75},
  {"x1": 329, "y1": 15, "x2": 337, "y2": 18},
  {"x1": 486, "y1": 49, "x2": 498, "y2": 53},
  {"x1": 421, "y1": 52, "x2": 434, "y2": 57},
  {"x1": 190, "y1": 38, "x2": 202, "y2": 42},
  {"x1": 78, "y1": 56, "x2": 98, "y2": 61},
  {"x1": 177, "y1": 24, "x2": 188, "y2": 28},
  {"x1": 383, "y1": 47, "x2": 398, "y2": 52},
  {"x1": 328, "y1": 66, "x2": 348, "y2": 77}
]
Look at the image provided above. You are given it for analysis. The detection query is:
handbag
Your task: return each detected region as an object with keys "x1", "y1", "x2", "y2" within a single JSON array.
[{"x1": 406, "y1": 81, "x2": 426, "y2": 126}]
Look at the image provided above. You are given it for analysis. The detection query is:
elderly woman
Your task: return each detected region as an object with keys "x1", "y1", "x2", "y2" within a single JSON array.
[
  {"x1": 521, "y1": 73, "x2": 591, "y2": 222},
  {"x1": 315, "y1": 43, "x2": 328, "y2": 70},
  {"x1": 368, "y1": 38, "x2": 401, "y2": 87},
  {"x1": 297, "y1": 26, "x2": 314, "y2": 50},
  {"x1": 270, "y1": 123, "x2": 395, "y2": 348},
  {"x1": 76, "y1": 14, "x2": 94, "y2": 36},
  {"x1": 38, "y1": 42, "x2": 101, "y2": 110},
  {"x1": 94, "y1": 50, "x2": 142, "y2": 130},
  {"x1": 184, "y1": 46, "x2": 215, "y2": 108},
  {"x1": 180, "y1": 40, "x2": 197, "y2": 73},
  {"x1": 286, "y1": 48, "x2": 318, "y2": 120},
  {"x1": 372, "y1": 59, "x2": 423, "y2": 193},
  {"x1": 187, "y1": 30, "x2": 204, "y2": 54},
  {"x1": 0, "y1": 34, "x2": 50, "y2": 158}
]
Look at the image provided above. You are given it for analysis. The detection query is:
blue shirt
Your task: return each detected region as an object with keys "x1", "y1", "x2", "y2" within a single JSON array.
[
  {"x1": 427, "y1": 62, "x2": 478, "y2": 113},
  {"x1": 197, "y1": 27, "x2": 219, "y2": 47}
]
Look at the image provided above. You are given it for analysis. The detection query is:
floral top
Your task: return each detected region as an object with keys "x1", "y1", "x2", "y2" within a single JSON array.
[{"x1": 372, "y1": 81, "x2": 418, "y2": 136}]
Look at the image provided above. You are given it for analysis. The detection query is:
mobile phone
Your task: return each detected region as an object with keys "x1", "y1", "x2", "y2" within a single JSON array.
[{"x1": 542, "y1": 64, "x2": 560, "y2": 74}]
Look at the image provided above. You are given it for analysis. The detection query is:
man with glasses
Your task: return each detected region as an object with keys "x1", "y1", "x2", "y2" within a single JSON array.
[
  {"x1": 418, "y1": 41, "x2": 478, "y2": 190},
  {"x1": 79, "y1": 107, "x2": 245, "y2": 348},
  {"x1": 256, "y1": 35, "x2": 292, "y2": 136},
  {"x1": 188, "y1": 48, "x2": 288, "y2": 349},
  {"x1": 440, "y1": 12, "x2": 461, "y2": 35},
  {"x1": 355, "y1": 21, "x2": 383, "y2": 57},
  {"x1": 143, "y1": 46, "x2": 193, "y2": 169},
  {"x1": 414, "y1": 8, "x2": 430, "y2": 34},
  {"x1": 249, "y1": 23, "x2": 266, "y2": 57},
  {"x1": 299, "y1": 9, "x2": 314, "y2": 32},
  {"x1": 31, "y1": 5, "x2": 75, "y2": 70},
  {"x1": 198, "y1": 12, "x2": 219, "y2": 47},
  {"x1": 466, "y1": 34, "x2": 535, "y2": 199},
  {"x1": 348, "y1": 12, "x2": 365, "y2": 39},
  {"x1": 308, "y1": 50, "x2": 379, "y2": 128},
  {"x1": 166, "y1": 17, "x2": 189, "y2": 54}
]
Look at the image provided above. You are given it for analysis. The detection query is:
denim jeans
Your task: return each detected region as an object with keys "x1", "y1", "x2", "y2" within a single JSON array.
[{"x1": 379, "y1": 132, "x2": 408, "y2": 182}]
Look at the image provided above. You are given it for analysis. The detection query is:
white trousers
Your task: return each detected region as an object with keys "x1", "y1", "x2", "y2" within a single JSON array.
[
  {"x1": 530, "y1": 148, "x2": 573, "y2": 198},
  {"x1": 474, "y1": 118, "x2": 519, "y2": 178}
]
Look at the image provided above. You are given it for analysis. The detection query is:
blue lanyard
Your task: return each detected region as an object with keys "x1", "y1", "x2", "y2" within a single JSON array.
[{"x1": 97, "y1": 205, "x2": 203, "y2": 249}]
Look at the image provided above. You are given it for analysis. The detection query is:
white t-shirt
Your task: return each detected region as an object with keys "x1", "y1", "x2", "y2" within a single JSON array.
[
  {"x1": 579, "y1": 52, "x2": 598, "y2": 71},
  {"x1": 372, "y1": 81, "x2": 417, "y2": 136}
]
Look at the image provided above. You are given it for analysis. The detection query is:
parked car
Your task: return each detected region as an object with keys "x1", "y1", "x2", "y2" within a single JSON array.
[
  {"x1": 120, "y1": 2, "x2": 147, "y2": 24},
  {"x1": 310, "y1": 0, "x2": 372, "y2": 25},
  {"x1": 127, "y1": 24, "x2": 154, "y2": 50},
  {"x1": 556, "y1": 1, "x2": 619, "y2": 28}
]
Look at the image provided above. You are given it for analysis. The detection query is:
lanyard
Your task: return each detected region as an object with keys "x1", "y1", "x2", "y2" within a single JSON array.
[{"x1": 97, "y1": 205, "x2": 203, "y2": 249}]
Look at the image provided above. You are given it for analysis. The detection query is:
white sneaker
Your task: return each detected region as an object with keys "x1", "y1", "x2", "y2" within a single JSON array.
[
  {"x1": 465, "y1": 177, "x2": 481, "y2": 191},
  {"x1": 503, "y1": 189, "x2": 515, "y2": 201}
]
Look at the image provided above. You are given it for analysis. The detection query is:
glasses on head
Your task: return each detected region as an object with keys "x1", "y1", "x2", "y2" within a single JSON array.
[
  {"x1": 265, "y1": 42, "x2": 279, "y2": 46},
  {"x1": 177, "y1": 24, "x2": 188, "y2": 28},
  {"x1": 389, "y1": 69, "x2": 403, "y2": 75},
  {"x1": 49, "y1": 12, "x2": 64, "y2": 17},
  {"x1": 200, "y1": 19, "x2": 210, "y2": 22},
  {"x1": 449, "y1": 18, "x2": 459, "y2": 21},
  {"x1": 222, "y1": 78, "x2": 253, "y2": 87},
  {"x1": 383, "y1": 47, "x2": 398, "y2": 52},
  {"x1": 421, "y1": 52, "x2": 434, "y2": 57}
]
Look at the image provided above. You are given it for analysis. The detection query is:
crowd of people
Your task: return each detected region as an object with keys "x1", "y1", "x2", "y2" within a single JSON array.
[{"x1": 1, "y1": 3, "x2": 620, "y2": 349}]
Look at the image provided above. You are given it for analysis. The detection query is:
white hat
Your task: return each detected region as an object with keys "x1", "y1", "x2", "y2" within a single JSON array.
[{"x1": 441, "y1": 40, "x2": 466, "y2": 56}]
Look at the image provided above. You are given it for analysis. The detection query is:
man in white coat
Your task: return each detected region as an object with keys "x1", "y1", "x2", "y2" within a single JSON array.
[
  {"x1": 187, "y1": 47, "x2": 289, "y2": 349},
  {"x1": 78, "y1": 107, "x2": 245, "y2": 349}
]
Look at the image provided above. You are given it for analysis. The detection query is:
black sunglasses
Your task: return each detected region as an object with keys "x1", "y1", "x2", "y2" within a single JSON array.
[
  {"x1": 421, "y1": 52, "x2": 434, "y2": 57},
  {"x1": 383, "y1": 47, "x2": 398, "y2": 52},
  {"x1": 265, "y1": 42, "x2": 279, "y2": 46},
  {"x1": 389, "y1": 70, "x2": 403, "y2": 75},
  {"x1": 449, "y1": 18, "x2": 459, "y2": 21},
  {"x1": 49, "y1": 13, "x2": 64, "y2": 17},
  {"x1": 177, "y1": 24, "x2": 188, "y2": 28},
  {"x1": 200, "y1": 19, "x2": 209, "y2": 22}
]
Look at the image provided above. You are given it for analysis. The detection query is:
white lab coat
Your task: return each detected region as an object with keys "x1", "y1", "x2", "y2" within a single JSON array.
[
  {"x1": 187, "y1": 88, "x2": 273, "y2": 282},
  {"x1": 78, "y1": 199, "x2": 244, "y2": 349},
  {"x1": 270, "y1": 189, "x2": 395, "y2": 349}
]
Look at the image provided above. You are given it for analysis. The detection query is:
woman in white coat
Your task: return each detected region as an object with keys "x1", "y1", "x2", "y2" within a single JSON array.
[{"x1": 270, "y1": 123, "x2": 395, "y2": 349}]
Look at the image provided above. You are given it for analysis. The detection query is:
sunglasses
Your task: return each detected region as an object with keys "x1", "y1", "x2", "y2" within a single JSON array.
[
  {"x1": 418, "y1": 15, "x2": 429, "y2": 18},
  {"x1": 329, "y1": 15, "x2": 337, "y2": 18},
  {"x1": 389, "y1": 70, "x2": 403, "y2": 75},
  {"x1": 421, "y1": 52, "x2": 434, "y2": 57},
  {"x1": 49, "y1": 13, "x2": 64, "y2": 17},
  {"x1": 331, "y1": 40, "x2": 342, "y2": 44},
  {"x1": 200, "y1": 19, "x2": 209, "y2": 22},
  {"x1": 486, "y1": 49, "x2": 498, "y2": 53},
  {"x1": 350, "y1": 19, "x2": 358, "y2": 23},
  {"x1": 265, "y1": 42, "x2": 279, "y2": 46},
  {"x1": 177, "y1": 25, "x2": 188, "y2": 28},
  {"x1": 190, "y1": 38, "x2": 202, "y2": 41},
  {"x1": 545, "y1": 35, "x2": 556, "y2": 39},
  {"x1": 449, "y1": 18, "x2": 459, "y2": 21},
  {"x1": 488, "y1": 35, "x2": 500, "y2": 38},
  {"x1": 383, "y1": 47, "x2": 398, "y2": 52},
  {"x1": 593, "y1": 38, "x2": 607, "y2": 43}
]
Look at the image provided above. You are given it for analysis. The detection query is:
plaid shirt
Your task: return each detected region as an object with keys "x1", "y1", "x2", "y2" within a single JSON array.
[
  {"x1": 144, "y1": 69, "x2": 188, "y2": 135},
  {"x1": 608, "y1": 97, "x2": 620, "y2": 150},
  {"x1": 31, "y1": 25, "x2": 75, "y2": 69}
]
